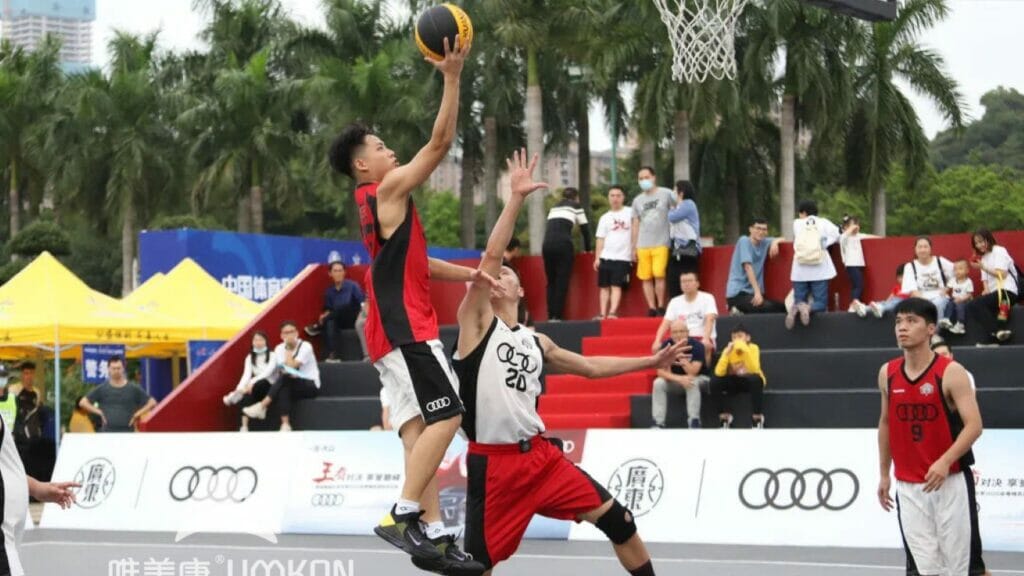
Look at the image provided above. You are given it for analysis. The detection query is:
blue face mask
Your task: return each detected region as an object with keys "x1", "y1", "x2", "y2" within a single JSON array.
[
  {"x1": 638, "y1": 179, "x2": 655, "y2": 192},
  {"x1": 253, "y1": 346, "x2": 268, "y2": 354}
]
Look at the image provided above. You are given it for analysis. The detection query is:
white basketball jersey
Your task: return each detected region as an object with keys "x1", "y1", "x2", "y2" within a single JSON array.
[{"x1": 452, "y1": 317, "x2": 546, "y2": 444}]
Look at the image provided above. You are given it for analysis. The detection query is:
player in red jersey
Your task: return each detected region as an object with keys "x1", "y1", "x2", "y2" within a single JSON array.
[
  {"x1": 328, "y1": 37, "x2": 490, "y2": 575},
  {"x1": 877, "y1": 297, "x2": 988, "y2": 576}
]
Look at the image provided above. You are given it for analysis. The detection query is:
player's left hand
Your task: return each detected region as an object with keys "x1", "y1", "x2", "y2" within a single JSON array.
[
  {"x1": 923, "y1": 459, "x2": 950, "y2": 493},
  {"x1": 652, "y1": 340, "x2": 691, "y2": 370},
  {"x1": 429, "y1": 35, "x2": 472, "y2": 77},
  {"x1": 469, "y1": 268, "x2": 507, "y2": 296},
  {"x1": 507, "y1": 148, "x2": 549, "y2": 200},
  {"x1": 36, "y1": 481, "x2": 80, "y2": 509}
]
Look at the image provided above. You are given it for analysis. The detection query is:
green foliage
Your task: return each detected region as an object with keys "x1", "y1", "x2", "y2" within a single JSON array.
[
  {"x1": 931, "y1": 87, "x2": 1024, "y2": 172},
  {"x1": 149, "y1": 214, "x2": 223, "y2": 230},
  {"x1": 7, "y1": 219, "x2": 71, "y2": 256},
  {"x1": 0, "y1": 258, "x2": 29, "y2": 284},
  {"x1": 419, "y1": 190, "x2": 461, "y2": 248}
]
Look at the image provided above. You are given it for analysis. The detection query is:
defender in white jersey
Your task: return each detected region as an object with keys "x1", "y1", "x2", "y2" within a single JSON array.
[{"x1": 449, "y1": 151, "x2": 686, "y2": 575}]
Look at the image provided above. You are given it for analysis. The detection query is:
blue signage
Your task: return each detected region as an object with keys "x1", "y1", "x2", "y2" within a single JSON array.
[
  {"x1": 187, "y1": 340, "x2": 226, "y2": 373},
  {"x1": 82, "y1": 344, "x2": 126, "y2": 384}
]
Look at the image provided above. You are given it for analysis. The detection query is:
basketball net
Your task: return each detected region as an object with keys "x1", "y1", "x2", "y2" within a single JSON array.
[{"x1": 652, "y1": 0, "x2": 750, "y2": 84}]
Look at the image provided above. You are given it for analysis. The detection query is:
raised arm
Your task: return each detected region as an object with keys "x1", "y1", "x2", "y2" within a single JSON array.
[{"x1": 541, "y1": 333, "x2": 689, "y2": 379}]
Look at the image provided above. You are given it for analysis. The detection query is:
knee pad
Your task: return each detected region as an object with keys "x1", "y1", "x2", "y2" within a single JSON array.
[{"x1": 595, "y1": 500, "x2": 637, "y2": 545}]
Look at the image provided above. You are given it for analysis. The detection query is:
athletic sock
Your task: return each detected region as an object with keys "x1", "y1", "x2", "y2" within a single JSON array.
[
  {"x1": 394, "y1": 499, "x2": 420, "y2": 516},
  {"x1": 426, "y1": 522, "x2": 446, "y2": 540},
  {"x1": 629, "y1": 560, "x2": 655, "y2": 576}
]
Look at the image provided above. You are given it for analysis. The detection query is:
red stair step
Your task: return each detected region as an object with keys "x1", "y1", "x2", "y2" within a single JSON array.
[
  {"x1": 600, "y1": 317, "x2": 664, "y2": 337},
  {"x1": 538, "y1": 393, "x2": 632, "y2": 414},
  {"x1": 542, "y1": 413, "x2": 632, "y2": 429},
  {"x1": 546, "y1": 372, "x2": 655, "y2": 395},
  {"x1": 582, "y1": 335, "x2": 653, "y2": 356}
]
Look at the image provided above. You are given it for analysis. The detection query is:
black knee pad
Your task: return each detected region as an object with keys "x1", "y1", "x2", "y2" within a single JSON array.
[{"x1": 595, "y1": 500, "x2": 637, "y2": 545}]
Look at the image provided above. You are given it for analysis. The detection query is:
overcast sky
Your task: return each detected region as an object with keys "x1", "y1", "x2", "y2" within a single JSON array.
[{"x1": 92, "y1": 0, "x2": 1024, "y2": 149}]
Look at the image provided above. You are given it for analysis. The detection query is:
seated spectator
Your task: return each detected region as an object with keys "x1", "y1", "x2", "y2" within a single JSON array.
[
  {"x1": 968, "y1": 228, "x2": 1019, "y2": 346},
  {"x1": 652, "y1": 320, "x2": 708, "y2": 429},
  {"x1": 711, "y1": 325, "x2": 766, "y2": 428},
  {"x1": 788, "y1": 200, "x2": 840, "y2": 329},
  {"x1": 840, "y1": 215, "x2": 868, "y2": 316},
  {"x1": 868, "y1": 264, "x2": 911, "y2": 318},
  {"x1": 243, "y1": 321, "x2": 320, "y2": 431},
  {"x1": 945, "y1": 259, "x2": 974, "y2": 335},
  {"x1": 725, "y1": 218, "x2": 784, "y2": 314},
  {"x1": 78, "y1": 357, "x2": 156, "y2": 432},
  {"x1": 305, "y1": 261, "x2": 367, "y2": 362},
  {"x1": 901, "y1": 236, "x2": 955, "y2": 329},
  {"x1": 222, "y1": 331, "x2": 275, "y2": 432},
  {"x1": 502, "y1": 237, "x2": 522, "y2": 267},
  {"x1": 652, "y1": 271, "x2": 718, "y2": 365},
  {"x1": 593, "y1": 185, "x2": 633, "y2": 319}
]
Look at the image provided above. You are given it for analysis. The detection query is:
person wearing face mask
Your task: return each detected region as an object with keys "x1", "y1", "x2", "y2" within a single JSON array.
[
  {"x1": 631, "y1": 166, "x2": 676, "y2": 317},
  {"x1": 243, "y1": 321, "x2": 321, "y2": 432},
  {"x1": 223, "y1": 331, "x2": 276, "y2": 432}
]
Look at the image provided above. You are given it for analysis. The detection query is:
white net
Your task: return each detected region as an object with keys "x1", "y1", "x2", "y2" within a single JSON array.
[{"x1": 652, "y1": 0, "x2": 751, "y2": 84}]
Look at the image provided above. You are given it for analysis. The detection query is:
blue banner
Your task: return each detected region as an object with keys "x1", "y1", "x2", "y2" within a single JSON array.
[
  {"x1": 139, "y1": 229, "x2": 480, "y2": 303},
  {"x1": 187, "y1": 340, "x2": 226, "y2": 373},
  {"x1": 81, "y1": 344, "x2": 126, "y2": 384}
]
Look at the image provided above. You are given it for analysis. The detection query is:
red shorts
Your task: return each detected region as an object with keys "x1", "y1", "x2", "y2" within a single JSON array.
[{"x1": 464, "y1": 436, "x2": 610, "y2": 568}]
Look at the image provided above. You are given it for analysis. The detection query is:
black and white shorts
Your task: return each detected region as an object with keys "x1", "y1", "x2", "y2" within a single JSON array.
[
  {"x1": 597, "y1": 259, "x2": 632, "y2": 288},
  {"x1": 897, "y1": 469, "x2": 986, "y2": 575},
  {"x1": 374, "y1": 339, "x2": 464, "y2": 430}
]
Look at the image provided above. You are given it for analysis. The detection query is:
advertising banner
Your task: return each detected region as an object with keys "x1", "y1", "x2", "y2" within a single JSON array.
[
  {"x1": 187, "y1": 340, "x2": 226, "y2": 373},
  {"x1": 81, "y1": 344, "x2": 126, "y2": 384}
]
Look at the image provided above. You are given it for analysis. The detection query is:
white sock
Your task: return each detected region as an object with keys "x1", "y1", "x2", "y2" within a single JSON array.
[
  {"x1": 426, "y1": 522, "x2": 446, "y2": 540},
  {"x1": 394, "y1": 499, "x2": 420, "y2": 516}
]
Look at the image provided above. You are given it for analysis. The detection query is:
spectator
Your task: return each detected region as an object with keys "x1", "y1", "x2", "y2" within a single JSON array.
[
  {"x1": 868, "y1": 264, "x2": 912, "y2": 319},
  {"x1": 945, "y1": 259, "x2": 974, "y2": 335},
  {"x1": 652, "y1": 271, "x2": 718, "y2": 365},
  {"x1": 968, "y1": 228, "x2": 1019, "y2": 346},
  {"x1": 787, "y1": 200, "x2": 840, "y2": 329},
  {"x1": 631, "y1": 166, "x2": 676, "y2": 316},
  {"x1": 901, "y1": 236, "x2": 955, "y2": 329},
  {"x1": 78, "y1": 357, "x2": 156, "y2": 432},
  {"x1": 502, "y1": 237, "x2": 522, "y2": 267},
  {"x1": 243, "y1": 321, "x2": 321, "y2": 431},
  {"x1": 542, "y1": 187, "x2": 592, "y2": 321},
  {"x1": 652, "y1": 320, "x2": 708, "y2": 429},
  {"x1": 666, "y1": 180, "x2": 701, "y2": 301},
  {"x1": 930, "y1": 338, "x2": 979, "y2": 390},
  {"x1": 222, "y1": 331, "x2": 276, "y2": 432},
  {"x1": 305, "y1": 261, "x2": 367, "y2": 362},
  {"x1": 593, "y1": 185, "x2": 634, "y2": 319},
  {"x1": 725, "y1": 218, "x2": 785, "y2": 314},
  {"x1": 711, "y1": 324, "x2": 766, "y2": 428},
  {"x1": 840, "y1": 215, "x2": 868, "y2": 316}
]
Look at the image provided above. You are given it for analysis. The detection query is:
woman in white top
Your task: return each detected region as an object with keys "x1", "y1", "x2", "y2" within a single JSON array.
[
  {"x1": 243, "y1": 321, "x2": 321, "y2": 431},
  {"x1": 222, "y1": 331, "x2": 275, "y2": 431},
  {"x1": 901, "y1": 236, "x2": 955, "y2": 327},
  {"x1": 968, "y1": 229, "x2": 1018, "y2": 346}
]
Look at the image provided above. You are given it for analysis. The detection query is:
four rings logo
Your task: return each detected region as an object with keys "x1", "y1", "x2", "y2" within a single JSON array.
[
  {"x1": 608, "y1": 459, "x2": 665, "y2": 517},
  {"x1": 426, "y1": 397, "x2": 452, "y2": 413},
  {"x1": 896, "y1": 403, "x2": 938, "y2": 422},
  {"x1": 311, "y1": 493, "x2": 344, "y2": 507},
  {"x1": 739, "y1": 468, "x2": 859, "y2": 511},
  {"x1": 170, "y1": 466, "x2": 259, "y2": 503}
]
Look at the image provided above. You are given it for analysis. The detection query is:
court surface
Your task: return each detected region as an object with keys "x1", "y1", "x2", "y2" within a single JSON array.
[{"x1": 22, "y1": 529, "x2": 1024, "y2": 576}]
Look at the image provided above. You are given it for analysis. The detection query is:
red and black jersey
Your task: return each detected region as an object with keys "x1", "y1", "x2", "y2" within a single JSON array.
[
  {"x1": 355, "y1": 183, "x2": 439, "y2": 361},
  {"x1": 887, "y1": 354, "x2": 974, "y2": 483}
]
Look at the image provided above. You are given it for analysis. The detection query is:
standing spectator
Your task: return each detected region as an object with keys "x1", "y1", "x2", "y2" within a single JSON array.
[
  {"x1": 711, "y1": 324, "x2": 766, "y2": 428},
  {"x1": 840, "y1": 215, "x2": 868, "y2": 316},
  {"x1": 901, "y1": 236, "x2": 955, "y2": 329},
  {"x1": 787, "y1": 200, "x2": 841, "y2": 329},
  {"x1": 222, "y1": 331, "x2": 276, "y2": 432},
  {"x1": 9, "y1": 361, "x2": 46, "y2": 478},
  {"x1": 652, "y1": 271, "x2": 718, "y2": 364},
  {"x1": 305, "y1": 261, "x2": 367, "y2": 361},
  {"x1": 631, "y1": 166, "x2": 676, "y2": 316},
  {"x1": 77, "y1": 357, "x2": 156, "y2": 432},
  {"x1": 968, "y1": 228, "x2": 1019, "y2": 346},
  {"x1": 0, "y1": 365, "x2": 13, "y2": 430},
  {"x1": 652, "y1": 320, "x2": 708, "y2": 429},
  {"x1": 869, "y1": 265, "x2": 912, "y2": 319},
  {"x1": 946, "y1": 259, "x2": 974, "y2": 335},
  {"x1": 666, "y1": 180, "x2": 701, "y2": 301},
  {"x1": 593, "y1": 185, "x2": 633, "y2": 319},
  {"x1": 243, "y1": 321, "x2": 321, "y2": 431},
  {"x1": 542, "y1": 187, "x2": 592, "y2": 321},
  {"x1": 725, "y1": 218, "x2": 785, "y2": 314}
]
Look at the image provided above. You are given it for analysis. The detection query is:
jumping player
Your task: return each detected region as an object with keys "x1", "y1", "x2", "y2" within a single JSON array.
[
  {"x1": 453, "y1": 150, "x2": 684, "y2": 575},
  {"x1": 877, "y1": 297, "x2": 988, "y2": 576},
  {"x1": 329, "y1": 37, "x2": 488, "y2": 574}
]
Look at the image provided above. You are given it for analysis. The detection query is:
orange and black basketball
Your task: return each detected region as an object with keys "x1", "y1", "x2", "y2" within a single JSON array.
[{"x1": 415, "y1": 4, "x2": 473, "y2": 61}]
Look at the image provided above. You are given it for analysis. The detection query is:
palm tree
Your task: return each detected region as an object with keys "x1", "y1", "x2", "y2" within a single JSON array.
[{"x1": 844, "y1": 0, "x2": 964, "y2": 235}]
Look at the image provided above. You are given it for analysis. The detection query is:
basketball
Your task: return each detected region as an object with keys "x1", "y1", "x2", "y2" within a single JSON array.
[{"x1": 415, "y1": 3, "x2": 473, "y2": 61}]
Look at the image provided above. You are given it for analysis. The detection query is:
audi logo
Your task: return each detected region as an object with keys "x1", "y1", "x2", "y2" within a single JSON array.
[
  {"x1": 426, "y1": 397, "x2": 452, "y2": 413},
  {"x1": 311, "y1": 493, "x2": 344, "y2": 507},
  {"x1": 739, "y1": 468, "x2": 859, "y2": 511},
  {"x1": 169, "y1": 466, "x2": 259, "y2": 503},
  {"x1": 896, "y1": 403, "x2": 938, "y2": 422}
]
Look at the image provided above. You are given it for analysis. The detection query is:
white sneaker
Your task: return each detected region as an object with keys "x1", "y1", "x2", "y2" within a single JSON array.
[
  {"x1": 854, "y1": 302, "x2": 868, "y2": 318},
  {"x1": 239, "y1": 425, "x2": 248, "y2": 432},
  {"x1": 279, "y1": 422, "x2": 292, "y2": 432},
  {"x1": 720, "y1": 414, "x2": 734, "y2": 429},
  {"x1": 938, "y1": 318, "x2": 954, "y2": 331},
  {"x1": 242, "y1": 403, "x2": 268, "y2": 420},
  {"x1": 798, "y1": 303, "x2": 811, "y2": 326},
  {"x1": 730, "y1": 306, "x2": 745, "y2": 316},
  {"x1": 753, "y1": 417, "x2": 765, "y2": 429},
  {"x1": 223, "y1": 391, "x2": 244, "y2": 406},
  {"x1": 785, "y1": 306, "x2": 797, "y2": 330},
  {"x1": 950, "y1": 322, "x2": 966, "y2": 335},
  {"x1": 870, "y1": 302, "x2": 885, "y2": 319},
  {"x1": 996, "y1": 330, "x2": 1013, "y2": 342}
]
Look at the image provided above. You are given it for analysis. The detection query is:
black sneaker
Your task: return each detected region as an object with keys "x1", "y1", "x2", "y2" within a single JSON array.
[
  {"x1": 374, "y1": 507, "x2": 442, "y2": 562},
  {"x1": 411, "y1": 535, "x2": 487, "y2": 576},
  {"x1": 647, "y1": 308, "x2": 658, "y2": 317}
]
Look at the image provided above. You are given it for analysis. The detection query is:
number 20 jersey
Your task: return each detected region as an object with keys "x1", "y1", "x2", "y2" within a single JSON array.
[
  {"x1": 452, "y1": 317, "x2": 546, "y2": 444},
  {"x1": 887, "y1": 354, "x2": 974, "y2": 483}
]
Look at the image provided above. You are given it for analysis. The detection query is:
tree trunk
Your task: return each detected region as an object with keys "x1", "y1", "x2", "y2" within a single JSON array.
[
  {"x1": 526, "y1": 47, "x2": 546, "y2": 255},
  {"x1": 578, "y1": 104, "x2": 592, "y2": 219},
  {"x1": 674, "y1": 110, "x2": 690, "y2": 182},
  {"x1": 237, "y1": 194, "x2": 251, "y2": 233},
  {"x1": 249, "y1": 159, "x2": 264, "y2": 233},
  {"x1": 724, "y1": 170, "x2": 740, "y2": 244},
  {"x1": 872, "y1": 185, "x2": 886, "y2": 236},
  {"x1": 121, "y1": 194, "x2": 135, "y2": 296},
  {"x1": 780, "y1": 94, "x2": 796, "y2": 240},
  {"x1": 483, "y1": 116, "x2": 498, "y2": 233},
  {"x1": 9, "y1": 160, "x2": 20, "y2": 239},
  {"x1": 460, "y1": 151, "x2": 477, "y2": 249},
  {"x1": 641, "y1": 139, "x2": 656, "y2": 169}
]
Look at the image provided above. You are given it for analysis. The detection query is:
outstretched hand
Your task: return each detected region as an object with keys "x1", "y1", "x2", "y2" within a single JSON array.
[
  {"x1": 507, "y1": 148, "x2": 549, "y2": 201},
  {"x1": 36, "y1": 481, "x2": 80, "y2": 509},
  {"x1": 428, "y1": 35, "x2": 472, "y2": 77},
  {"x1": 469, "y1": 268, "x2": 506, "y2": 296},
  {"x1": 651, "y1": 340, "x2": 692, "y2": 371}
]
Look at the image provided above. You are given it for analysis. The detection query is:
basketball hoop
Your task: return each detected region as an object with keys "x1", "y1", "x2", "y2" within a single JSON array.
[{"x1": 652, "y1": 0, "x2": 751, "y2": 84}]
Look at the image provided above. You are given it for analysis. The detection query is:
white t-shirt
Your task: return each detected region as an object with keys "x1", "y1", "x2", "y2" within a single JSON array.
[
  {"x1": 902, "y1": 257, "x2": 955, "y2": 300},
  {"x1": 1, "y1": 418, "x2": 27, "y2": 576},
  {"x1": 948, "y1": 278, "x2": 974, "y2": 300},
  {"x1": 664, "y1": 291, "x2": 719, "y2": 342},
  {"x1": 980, "y1": 246, "x2": 1019, "y2": 295},
  {"x1": 790, "y1": 216, "x2": 840, "y2": 282},
  {"x1": 840, "y1": 231, "x2": 865, "y2": 267},
  {"x1": 254, "y1": 340, "x2": 321, "y2": 388},
  {"x1": 596, "y1": 208, "x2": 634, "y2": 262}
]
